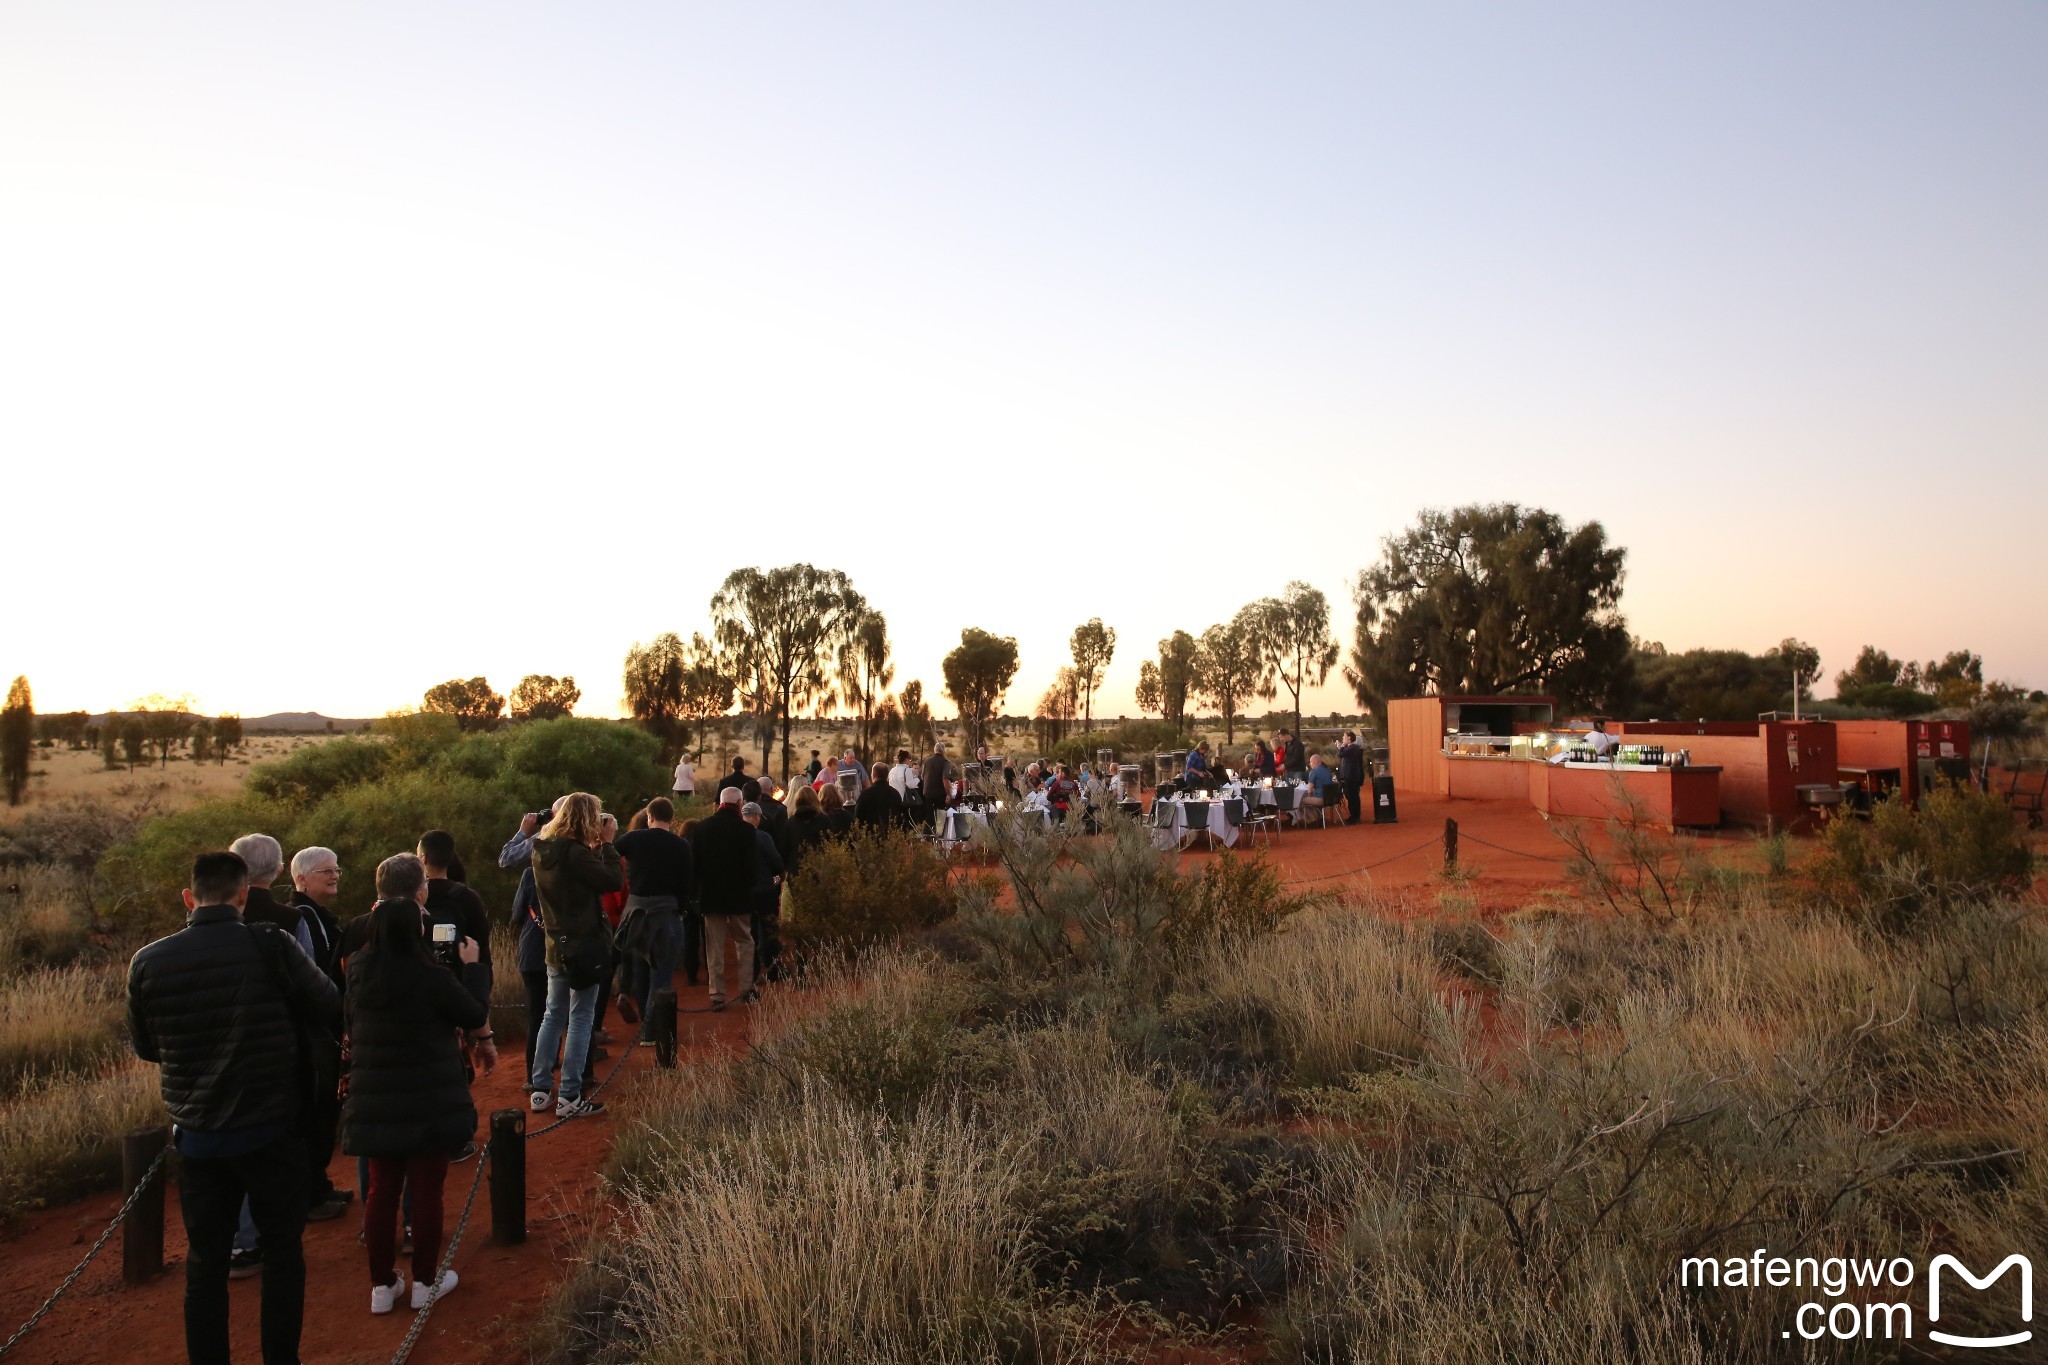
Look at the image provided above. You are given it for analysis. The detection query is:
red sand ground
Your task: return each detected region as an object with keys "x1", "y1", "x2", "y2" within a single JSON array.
[{"x1": 0, "y1": 977, "x2": 753, "y2": 1365}]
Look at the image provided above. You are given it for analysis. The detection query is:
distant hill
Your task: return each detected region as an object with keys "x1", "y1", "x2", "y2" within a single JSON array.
[
  {"x1": 87, "y1": 711, "x2": 372, "y2": 734},
  {"x1": 242, "y1": 713, "x2": 372, "y2": 733}
]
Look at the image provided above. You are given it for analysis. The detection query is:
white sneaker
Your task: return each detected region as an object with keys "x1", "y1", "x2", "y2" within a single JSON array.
[
  {"x1": 411, "y1": 1269, "x2": 458, "y2": 1309},
  {"x1": 528, "y1": 1089, "x2": 551, "y2": 1112},
  {"x1": 370, "y1": 1272, "x2": 406, "y2": 1315},
  {"x1": 555, "y1": 1095, "x2": 605, "y2": 1119}
]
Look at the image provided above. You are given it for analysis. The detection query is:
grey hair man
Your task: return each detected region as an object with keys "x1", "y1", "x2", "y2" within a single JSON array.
[
  {"x1": 232, "y1": 833, "x2": 313, "y2": 960},
  {"x1": 286, "y1": 845, "x2": 352, "y2": 1222}
]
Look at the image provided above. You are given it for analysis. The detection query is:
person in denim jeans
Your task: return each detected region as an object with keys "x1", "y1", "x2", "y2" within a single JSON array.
[{"x1": 525, "y1": 793, "x2": 622, "y2": 1118}]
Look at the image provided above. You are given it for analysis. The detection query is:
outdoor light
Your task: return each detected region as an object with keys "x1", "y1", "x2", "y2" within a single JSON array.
[{"x1": 996, "y1": 800, "x2": 1005, "y2": 810}]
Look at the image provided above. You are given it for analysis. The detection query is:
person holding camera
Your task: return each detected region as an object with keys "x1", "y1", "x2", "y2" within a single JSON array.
[
  {"x1": 526, "y1": 793, "x2": 622, "y2": 1117},
  {"x1": 419, "y1": 830, "x2": 491, "y2": 1013},
  {"x1": 341, "y1": 853, "x2": 491, "y2": 1314}
]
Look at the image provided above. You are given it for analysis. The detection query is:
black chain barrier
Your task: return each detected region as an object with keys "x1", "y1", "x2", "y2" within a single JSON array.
[
  {"x1": 1457, "y1": 832, "x2": 1573, "y2": 863},
  {"x1": 0, "y1": 1144, "x2": 170, "y2": 1359},
  {"x1": 393, "y1": 1031, "x2": 640, "y2": 1362},
  {"x1": 1290, "y1": 834, "x2": 1446, "y2": 885},
  {"x1": 1, "y1": 1030, "x2": 647, "y2": 1364}
]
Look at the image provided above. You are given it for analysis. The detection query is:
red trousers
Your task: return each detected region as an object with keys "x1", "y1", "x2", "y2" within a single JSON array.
[{"x1": 364, "y1": 1154, "x2": 449, "y2": 1287}]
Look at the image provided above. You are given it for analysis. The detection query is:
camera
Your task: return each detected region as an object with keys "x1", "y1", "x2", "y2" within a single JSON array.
[{"x1": 430, "y1": 920, "x2": 460, "y2": 969}]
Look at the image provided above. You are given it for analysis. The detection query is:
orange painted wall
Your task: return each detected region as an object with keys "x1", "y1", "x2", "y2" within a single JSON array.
[
  {"x1": 1835, "y1": 720, "x2": 1971, "y2": 805},
  {"x1": 1388, "y1": 698, "x2": 1449, "y2": 795},
  {"x1": 1446, "y1": 757, "x2": 1532, "y2": 801}
]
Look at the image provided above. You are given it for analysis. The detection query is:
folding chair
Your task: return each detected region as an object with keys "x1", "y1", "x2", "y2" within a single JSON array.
[
  {"x1": 1151, "y1": 800, "x2": 1180, "y2": 850},
  {"x1": 1270, "y1": 783, "x2": 1300, "y2": 829},
  {"x1": 1222, "y1": 796, "x2": 1262, "y2": 849},
  {"x1": 1300, "y1": 785, "x2": 1334, "y2": 829},
  {"x1": 1180, "y1": 799, "x2": 1211, "y2": 851}
]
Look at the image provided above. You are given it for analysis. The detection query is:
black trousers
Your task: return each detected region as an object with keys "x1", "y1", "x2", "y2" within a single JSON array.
[
  {"x1": 522, "y1": 968, "x2": 548, "y2": 1073},
  {"x1": 305, "y1": 1053, "x2": 342, "y2": 1204},
  {"x1": 1342, "y1": 779, "x2": 1363, "y2": 823},
  {"x1": 680, "y1": 912, "x2": 704, "y2": 986},
  {"x1": 179, "y1": 1129, "x2": 308, "y2": 1365}
]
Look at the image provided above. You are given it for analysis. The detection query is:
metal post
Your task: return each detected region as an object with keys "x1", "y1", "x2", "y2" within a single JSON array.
[
  {"x1": 651, "y1": 987, "x2": 678, "y2": 1069},
  {"x1": 1443, "y1": 817, "x2": 1458, "y2": 873},
  {"x1": 488, "y1": 1109, "x2": 525, "y2": 1247},
  {"x1": 121, "y1": 1125, "x2": 169, "y2": 1285}
]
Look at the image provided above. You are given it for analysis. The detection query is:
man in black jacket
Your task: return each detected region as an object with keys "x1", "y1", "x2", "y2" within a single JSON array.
[
  {"x1": 286, "y1": 845, "x2": 352, "y2": 1221},
  {"x1": 234, "y1": 832, "x2": 310, "y2": 956},
  {"x1": 855, "y1": 772, "x2": 908, "y2": 833},
  {"x1": 1337, "y1": 730, "x2": 1367, "y2": 825},
  {"x1": 688, "y1": 787, "x2": 758, "y2": 1010},
  {"x1": 128, "y1": 850, "x2": 340, "y2": 1365}
]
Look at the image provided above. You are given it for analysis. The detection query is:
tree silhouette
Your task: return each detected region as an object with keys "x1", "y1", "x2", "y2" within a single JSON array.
[
  {"x1": 1195, "y1": 607, "x2": 1275, "y2": 745},
  {"x1": 711, "y1": 564, "x2": 858, "y2": 782},
  {"x1": 835, "y1": 605, "x2": 893, "y2": 762},
  {"x1": 212, "y1": 714, "x2": 243, "y2": 763},
  {"x1": 1259, "y1": 582, "x2": 1339, "y2": 738},
  {"x1": 624, "y1": 634, "x2": 689, "y2": 761},
  {"x1": 1155, "y1": 631, "x2": 1198, "y2": 733},
  {"x1": 132, "y1": 695, "x2": 195, "y2": 768},
  {"x1": 942, "y1": 628, "x2": 1020, "y2": 754},
  {"x1": 1135, "y1": 661, "x2": 1163, "y2": 719},
  {"x1": 678, "y1": 634, "x2": 735, "y2": 758},
  {"x1": 510, "y1": 674, "x2": 581, "y2": 722},
  {"x1": 899, "y1": 679, "x2": 934, "y2": 754},
  {"x1": 1067, "y1": 618, "x2": 1116, "y2": 733},
  {"x1": 422, "y1": 678, "x2": 505, "y2": 732},
  {"x1": 1, "y1": 676, "x2": 32, "y2": 806},
  {"x1": 1347, "y1": 504, "x2": 1632, "y2": 728}
]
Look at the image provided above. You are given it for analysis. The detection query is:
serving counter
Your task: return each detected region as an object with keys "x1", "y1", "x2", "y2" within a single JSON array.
[{"x1": 1442, "y1": 754, "x2": 1721, "y2": 830}]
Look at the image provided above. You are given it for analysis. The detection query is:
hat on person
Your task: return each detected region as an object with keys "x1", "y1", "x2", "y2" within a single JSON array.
[{"x1": 718, "y1": 786, "x2": 743, "y2": 806}]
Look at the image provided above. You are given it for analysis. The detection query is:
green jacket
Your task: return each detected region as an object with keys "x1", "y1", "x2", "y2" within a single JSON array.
[{"x1": 530, "y1": 837, "x2": 623, "y2": 972}]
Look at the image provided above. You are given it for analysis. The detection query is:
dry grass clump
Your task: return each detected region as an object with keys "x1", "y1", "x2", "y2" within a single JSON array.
[
  {"x1": 1200, "y1": 904, "x2": 1438, "y2": 1085},
  {"x1": 0, "y1": 1057, "x2": 165, "y2": 1221},
  {"x1": 0, "y1": 963, "x2": 125, "y2": 1094},
  {"x1": 0, "y1": 868, "x2": 96, "y2": 975},
  {"x1": 608, "y1": 1088, "x2": 1051, "y2": 1365}
]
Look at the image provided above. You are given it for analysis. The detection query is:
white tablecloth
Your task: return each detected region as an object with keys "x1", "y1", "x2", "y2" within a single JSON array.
[
  {"x1": 937, "y1": 805, "x2": 1052, "y2": 850},
  {"x1": 1152, "y1": 797, "x2": 1245, "y2": 849}
]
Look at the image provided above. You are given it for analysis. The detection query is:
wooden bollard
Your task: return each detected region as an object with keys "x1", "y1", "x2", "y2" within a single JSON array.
[
  {"x1": 122, "y1": 1125, "x2": 170, "y2": 1285},
  {"x1": 488, "y1": 1109, "x2": 525, "y2": 1246},
  {"x1": 651, "y1": 987, "x2": 678, "y2": 1069},
  {"x1": 1443, "y1": 817, "x2": 1459, "y2": 872}
]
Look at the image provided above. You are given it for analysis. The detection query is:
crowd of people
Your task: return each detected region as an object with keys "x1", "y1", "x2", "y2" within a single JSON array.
[
  {"x1": 121, "y1": 731, "x2": 1372, "y2": 1363},
  {"x1": 120, "y1": 761, "x2": 854, "y2": 1364}
]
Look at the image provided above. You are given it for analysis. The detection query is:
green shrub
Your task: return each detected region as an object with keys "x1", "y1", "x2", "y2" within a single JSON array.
[
  {"x1": 244, "y1": 736, "x2": 389, "y2": 808},
  {"x1": 783, "y1": 827, "x2": 956, "y2": 954},
  {"x1": 1816, "y1": 781, "x2": 2034, "y2": 932}
]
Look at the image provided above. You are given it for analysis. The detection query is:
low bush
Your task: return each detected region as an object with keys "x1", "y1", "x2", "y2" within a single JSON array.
[
  {"x1": 1815, "y1": 781, "x2": 2035, "y2": 932},
  {"x1": 783, "y1": 827, "x2": 956, "y2": 954}
]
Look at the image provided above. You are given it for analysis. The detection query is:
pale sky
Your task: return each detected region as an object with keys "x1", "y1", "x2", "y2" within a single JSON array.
[{"x1": 5, "y1": 3, "x2": 2044, "y2": 720}]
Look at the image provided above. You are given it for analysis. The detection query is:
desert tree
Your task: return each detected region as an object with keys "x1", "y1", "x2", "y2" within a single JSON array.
[
  {"x1": 99, "y1": 721, "x2": 119, "y2": 770},
  {"x1": 1347, "y1": 503, "x2": 1632, "y2": 730},
  {"x1": 120, "y1": 716, "x2": 148, "y2": 770},
  {"x1": 1, "y1": 676, "x2": 31, "y2": 806},
  {"x1": 421, "y1": 677, "x2": 505, "y2": 731},
  {"x1": 1259, "y1": 581, "x2": 1339, "y2": 738},
  {"x1": 1067, "y1": 618, "x2": 1117, "y2": 733},
  {"x1": 710, "y1": 564, "x2": 858, "y2": 783},
  {"x1": 624, "y1": 633, "x2": 689, "y2": 761},
  {"x1": 1035, "y1": 667, "x2": 1082, "y2": 751},
  {"x1": 942, "y1": 628, "x2": 1020, "y2": 754},
  {"x1": 133, "y1": 695, "x2": 195, "y2": 768},
  {"x1": 1134, "y1": 660, "x2": 1163, "y2": 719},
  {"x1": 1195, "y1": 607, "x2": 1275, "y2": 745},
  {"x1": 510, "y1": 674, "x2": 581, "y2": 722},
  {"x1": 835, "y1": 603, "x2": 894, "y2": 762},
  {"x1": 190, "y1": 728, "x2": 212, "y2": 764},
  {"x1": 211, "y1": 713, "x2": 243, "y2": 762},
  {"x1": 900, "y1": 679, "x2": 934, "y2": 754},
  {"x1": 1155, "y1": 630, "x2": 1199, "y2": 732},
  {"x1": 678, "y1": 633, "x2": 735, "y2": 758}
]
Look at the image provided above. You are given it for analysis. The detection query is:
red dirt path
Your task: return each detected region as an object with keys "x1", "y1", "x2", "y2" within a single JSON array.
[{"x1": 0, "y1": 977, "x2": 753, "y2": 1365}]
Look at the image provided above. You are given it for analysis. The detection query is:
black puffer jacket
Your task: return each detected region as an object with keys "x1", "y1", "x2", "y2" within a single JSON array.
[
  {"x1": 689, "y1": 807, "x2": 758, "y2": 915},
  {"x1": 127, "y1": 905, "x2": 341, "y2": 1134},
  {"x1": 340, "y1": 944, "x2": 488, "y2": 1157}
]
